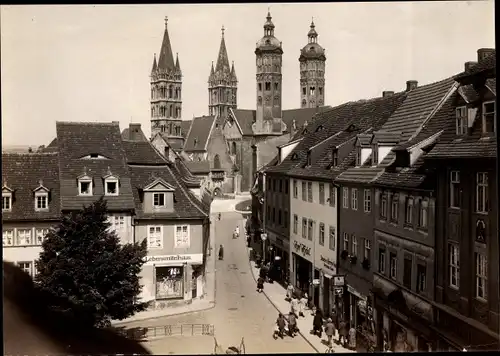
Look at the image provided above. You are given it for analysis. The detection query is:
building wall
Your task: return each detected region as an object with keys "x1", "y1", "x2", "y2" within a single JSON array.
[
  {"x1": 206, "y1": 120, "x2": 234, "y2": 194},
  {"x1": 108, "y1": 213, "x2": 134, "y2": 245}
]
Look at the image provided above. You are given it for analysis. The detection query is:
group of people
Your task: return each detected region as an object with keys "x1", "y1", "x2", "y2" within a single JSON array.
[
  {"x1": 256, "y1": 260, "x2": 283, "y2": 293},
  {"x1": 274, "y1": 312, "x2": 299, "y2": 339},
  {"x1": 312, "y1": 309, "x2": 356, "y2": 349}
]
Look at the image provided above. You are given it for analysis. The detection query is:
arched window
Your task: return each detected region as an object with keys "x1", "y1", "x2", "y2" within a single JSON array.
[
  {"x1": 476, "y1": 220, "x2": 486, "y2": 243},
  {"x1": 302, "y1": 99, "x2": 307, "y2": 107},
  {"x1": 214, "y1": 154, "x2": 221, "y2": 169},
  {"x1": 151, "y1": 88, "x2": 154, "y2": 99},
  {"x1": 151, "y1": 108, "x2": 154, "y2": 117},
  {"x1": 310, "y1": 87, "x2": 316, "y2": 96},
  {"x1": 168, "y1": 86, "x2": 173, "y2": 99},
  {"x1": 169, "y1": 106, "x2": 173, "y2": 117},
  {"x1": 231, "y1": 142, "x2": 237, "y2": 155}
]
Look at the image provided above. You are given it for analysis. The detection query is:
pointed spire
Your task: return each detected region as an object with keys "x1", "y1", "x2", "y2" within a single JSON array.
[
  {"x1": 209, "y1": 61, "x2": 215, "y2": 82},
  {"x1": 230, "y1": 60, "x2": 237, "y2": 81},
  {"x1": 308, "y1": 17, "x2": 318, "y2": 41},
  {"x1": 175, "y1": 52, "x2": 181, "y2": 73},
  {"x1": 157, "y1": 16, "x2": 176, "y2": 72},
  {"x1": 151, "y1": 53, "x2": 157, "y2": 74},
  {"x1": 215, "y1": 25, "x2": 231, "y2": 74}
]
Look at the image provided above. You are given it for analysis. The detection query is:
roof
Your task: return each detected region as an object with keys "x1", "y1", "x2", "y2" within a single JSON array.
[
  {"x1": 231, "y1": 109, "x2": 255, "y2": 136},
  {"x1": 183, "y1": 115, "x2": 216, "y2": 152},
  {"x1": 455, "y1": 50, "x2": 496, "y2": 81},
  {"x1": 2, "y1": 152, "x2": 61, "y2": 221},
  {"x1": 55, "y1": 122, "x2": 136, "y2": 211},
  {"x1": 121, "y1": 127, "x2": 149, "y2": 142},
  {"x1": 128, "y1": 165, "x2": 207, "y2": 219},
  {"x1": 157, "y1": 22, "x2": 176, "y2": 72},
  {"x1": 181, "y1": 120, "x2": 192, "y2": 139},
  {"x1": 378, "y1": 77, "x2": 456, "y2": 142},
  {"x1": 184, "y1": 160, "x2": 211, "y2": 174},
  {"x1": 122, "y1": 140, "x2": 166, "y2": 165}
]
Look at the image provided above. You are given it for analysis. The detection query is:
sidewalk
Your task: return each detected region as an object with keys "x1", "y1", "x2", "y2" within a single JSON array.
[
  {"x1": 246, "y1": 247, "x2": 355, "y2": 354},
  {"x1": 112, "y1": 217, "x2": 218, "y2": 326}
]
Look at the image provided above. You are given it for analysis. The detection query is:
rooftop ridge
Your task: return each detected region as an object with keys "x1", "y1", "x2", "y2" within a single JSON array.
[
  {"x1": 1, "y1": 152, "x2": 58, "y2": 156},
  {"x1": 55, "y1": 121, "x2": 120, "y2": 126}
]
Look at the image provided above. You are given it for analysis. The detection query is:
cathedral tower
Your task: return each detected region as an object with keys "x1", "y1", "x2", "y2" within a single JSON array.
[
  {"x1": 208, "y1": 26, "x2": 238, "y2": 118},
  {"x1": 299, "y1": 19, "x2": 326, "y2": 108},
  {"x1": 150, "y1": 17, "x2": 184, "y2": 147},
  {"x1": 254, "y1": 11, "x2": 284, "y2": 136}
]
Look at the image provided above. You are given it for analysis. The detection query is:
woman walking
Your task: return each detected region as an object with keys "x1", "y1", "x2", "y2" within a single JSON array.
[
  {"x1": 338, "y1": 319, "x2": 348, "y2": 347},
  {"x1": 312, "y1": 309, "x2": 323, "y2": 337},
  {"x1": 257, "y1": 276, "x2": 265, "y2": 293}
]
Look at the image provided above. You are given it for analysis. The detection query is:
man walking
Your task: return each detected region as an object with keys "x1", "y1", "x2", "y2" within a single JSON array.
[
  {"x1": 275, "y1": 313, "x2": 286, "y2": 339},
  {"x1": 287, "y1": 311, "x2": 297, "y2": 338},
  {"x1": 324, "y1": 318, "x2": 336, "y2": 348}
]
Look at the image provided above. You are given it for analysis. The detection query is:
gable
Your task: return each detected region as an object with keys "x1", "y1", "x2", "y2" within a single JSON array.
[{"x1": 144, "y1": 178, "x2": 175, "y2": 192}]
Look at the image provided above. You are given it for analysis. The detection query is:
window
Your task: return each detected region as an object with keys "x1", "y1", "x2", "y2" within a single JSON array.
[
  {"x1": 284, "y1": 211, "x2": 288, "y2": 228},
  {"x1": 307, "y1": 182, "x2": 313, "y2": 203},
  {"x1": 258, "y1": 83, "x2": 262, "y2": 92},
  {"x1": 284, "y1": 181, "x2": 289, "y2": 195},
  {"x1": 417, "y1": 263, "x2": 426, "y2": 293},
  {"x1": 293, "y1": 214, "x2": 298, "y2": 234},
  {"x1": 455, "y1": 106, "x2": 467, "y2": 135},
  {"x1": 343, "y1": 187, "x2": 349, "y2": 208},
  {"x1": 319, "y1": 223, "x2": 325, "y2": 245},
  {"x1": 329, "y1": 184, "x2": 336, "y2": 207},
  {"x1": 35, "y1": 193, "x2": 48, "y2": 211},
  {"x1": 482, "y1": 101, "x2": 496, "y2": 134},
  {"x1": 356, "y1": 148, "x2": 361, "y2": 166},
  {"x1": 273, "y1": 179, "x2": 277, "y2": 192},
  {"x1": 310, "y1": 87, "x2": 315, "y2": 96},
  {"x1": 380, "y1": 192, "x2": 388, "y2": 219},
  {"x1": 448, "y1": 243, "x2": 460, "y2": 289},
  {"x1": 351, "y1": 189, "x2": 358, "y2": 210},
  {"x1": 364, "y1": 239, "x2": 371, "y2": 261},
  {"x1": 476, "y1": 172, "x2": 488, "y2": 213},
  {"x1": 302, "y1": 218, "x2": 307, "y2": 238},
  {"x1": 308, "y1": 219, "x2": 314, "y2": 241},
  {"x1": 319, "y1": 87, "x2": 323, "y2": 95},
  {"x1": 278, "y1": 210, "x2": 282, "y2": 225},
  {"x1": 403, "y1": 256, "x2": 412, "y2": 289},
  {"x1": 293, "y1": 180, "x2": 298, "y2": 198},
  {"x1": 175, "y1": 225, "x2": 190, "y2": 248},
  {"x1": 2, "y1": 194, "x2": 12, "y2": 211},
  {"x1": 476, "y1": 220, "x2": 486, "y2": 243},
  {"x1": 405, "y1": 197, "x2": 414, "y2": 225},
  {"x1": 319, "y1": 183, "x2": 325, "y2": 205},
  {"x1": 475, "y1": 252, "x2": 488, "y2": 300},
  {"x1": 351, "y1": 235, "x2": 358, "y2": 256},
  {"x1": 450, "y1": 171, "x2": 460, "y2": 208},
  {"x1": 418, "y1": 199, "x2": 428, "y2": 229},
  {"x1": 329, "y1": 226, "x2": 335, "y2": 251},
  {"x1": 272, "y1": 208, "x2": 276, "y2": 223},
  {"x1": 17, "y1": 262, "x2": 33, "y2": 276},
  {"x1": 111, "y1": 216, "x2": 125, "y2": 231},
  {"x1": 389, "y1": 252, "x2": 397, "y2": 280},
  {"x1": 302, "y1": 181, "x2": 307, "y2": 201},
  {"x1": 17, "y1": 229, "x2": 32, "y2": 246},
  {"x1": 105, "y1": 180, "x2": 119, "y2": 196},
  {"x1": 35, "y1": 228, "x2": 48, "y2": 245},
  {"x1": 3, "y1": 230, "x2": 14, "y2": 246},
  {"x1": 274, "y1": 82, "x2": 279, "y2": 90},
  {"x1": 279, "y1": 180, "x2": 283, "y2": 193},
  {"x1": 390, "y1": 194, "x2": 399, "y2": 222},
  {"x1": 378, "y1": 247, "x2": 386, "y2": 274},
  {"x1": 343, "y1": 232, "x2": 349, "y2": 251},
  {"x1": 265, "y1": 82, "x2": 271, "y2": 91},
  {"x1": 364, "y1": 189, "x2": 371, "y2": 213},
  {"x1": 153, "y1": 193, "x2": 166, "y2": 208},
  {"x1": 148, "y1": 226, "x2": 162, "y2": 248},
  {"x1": 302, "y1": 87, "x2": 306, "y2": 95},
  {"x1": 79, "y1": 180, "x2": 92, "y2": 196}
]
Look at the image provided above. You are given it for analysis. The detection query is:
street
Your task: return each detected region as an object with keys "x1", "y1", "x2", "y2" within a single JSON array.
[{"x1": 122, "y1": 210, "x2": 316, "y2": 354}]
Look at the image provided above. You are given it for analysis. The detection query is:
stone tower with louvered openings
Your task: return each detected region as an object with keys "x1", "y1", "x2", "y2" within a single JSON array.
[
  {"x1": 299, "y1": 19, "x2": 326, "y2": 108},
  {"x1": 253, "y1": 11, "x2": 284, "y2": 136},
  {"x1": 150, "y1": 17, "x2": 184, "y2": 149},
  {"x1": 208, "y1": 26, "x2": 238, "y2": 119}
]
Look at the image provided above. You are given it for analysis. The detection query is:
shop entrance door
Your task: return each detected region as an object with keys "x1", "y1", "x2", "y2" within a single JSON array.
[
  {"x1": 323, "y1": 276, "x2": 331, "y2": 313},
  {"x1": 313, "y1": 269, "x2": 320, "y2": 308}
]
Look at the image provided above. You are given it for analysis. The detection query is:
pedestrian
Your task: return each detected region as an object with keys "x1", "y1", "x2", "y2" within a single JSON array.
[
  {"x1": 286, "y1": 283, "x2": 294, "y2": 302},
  {"x1": 338, "y1": 319, "x2": 348, "y2": 347},
  {"x1": 299, "y1": 292, "x2": 308, "y2": 317},
  {"x1": 287, "y1": 311, "x2": 297, "y2": 337},
  {"x1": 324, "y1": 317, "x2": 336, "y2": 348},
  {"x1": 290, "y1": 295, "x2": 299, "y2": 317},
  {"x1": 312, "y1": 309, "x2": 323, "y2": 337},
  {"x1": 348, "y1": 323, "x2": 356, "y2": 350},
  {"x1": 259, "y1": 265, "x2": 267, "y2": 280},
  {"x1": 218, "y1": 213, "x2": 221, "y2": 221},
  {"x1": 257, "y1": 277, "x2": 264, "y2": 293},
  {"x1": 275, "y1": 313, "x2": 286, "y2": 339},
  {"x1": 218, "y1": 245, "x2": 224, "y2": 260}
]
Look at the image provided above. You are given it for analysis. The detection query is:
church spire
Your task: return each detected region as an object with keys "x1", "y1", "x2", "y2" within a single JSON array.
[
  {"x1": 215, "y1": 25, "x2": 231, "y2": 74},
  {"x1": 151, "y1": 53, "x2": 157, "y2": 74},
  {"x1": 157, "y1": 16, "x2": 176, "y2": 72},
  {"x1": 175, "y1": 52, "x2": 181, "y2": 73},
  {"x1": 230, "y1": 61, "x2": 237, "y2": 82}
]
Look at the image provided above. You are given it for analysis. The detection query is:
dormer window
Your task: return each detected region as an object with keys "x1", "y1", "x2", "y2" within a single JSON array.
[
  {"x1": 153, "y1": 193, "x2": 166, "y2": 208},
  {"x1": 36, "y1": 193, "x2": 48, "y2": 210},
  {"x1": 2, "y1": 186, "x2": 12, "y2": 212},
  {"x1": 78, "y1": 175, "x2": 93, "y2": 196},
  {"x1": 103, "y1": 170, "x2": 119, "y2": 196},
  {"x1": 456, "y1": 106, "x2": 467, "y2": 135},
  {"x1": 482, "y1": 101, "x2": 496, "y2": 134}
]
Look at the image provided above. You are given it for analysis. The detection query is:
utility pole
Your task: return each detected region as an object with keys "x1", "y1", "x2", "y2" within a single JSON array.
[{"x1": 262, "y1": 172, "x2": 267, "y2": 264}]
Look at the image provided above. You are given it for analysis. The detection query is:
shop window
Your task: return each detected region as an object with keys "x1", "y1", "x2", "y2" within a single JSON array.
[{"x1": 155, "y1": 266, "x2": 184, "y2": 299}]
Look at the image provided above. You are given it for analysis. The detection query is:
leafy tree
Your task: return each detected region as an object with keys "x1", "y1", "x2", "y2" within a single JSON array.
[{"x1": 35, "y1": 197, "x2": 148, "y2": 328}]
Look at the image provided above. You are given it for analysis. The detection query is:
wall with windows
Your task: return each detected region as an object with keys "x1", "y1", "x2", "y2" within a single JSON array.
[
  {"x1": 2, "y1": 221, "x2": 57, "y2": 277},
  {"x1": 264, "y1": 173, "x2": 290, "y2": 239},
  {"x1": 107, "y1": 214, "x2": 133, "y2": 245}
]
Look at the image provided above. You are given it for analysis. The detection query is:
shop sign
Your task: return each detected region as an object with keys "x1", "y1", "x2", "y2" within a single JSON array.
[
  {"x1": 293, "y1": 240, "x2": 311, "y2": 256},
  {"x1": 320, "y1": 255, "x2": 336, "y2": 272},
  {"x1": 261, "y1": 233, "x2": 267, "y2": 241},
  {"x1": 144, "y1": 254, "x2": 203, "y2": 266},
  {"x1": 333, "y1": 275, "x2": 345, "y2": 286},
  {"x1": 347, "y1": 285, "x2": 367, "y2": 301},
  {"x1": 312, "y1": 279, "x2": 320, "y2": 285},
  {"x1": 334, "y1": 286, "x2": 343, "y2": 296}
]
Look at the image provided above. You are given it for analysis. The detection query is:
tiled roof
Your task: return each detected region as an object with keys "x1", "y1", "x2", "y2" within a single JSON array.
[
  {"x1": 181, "y1": 120, "x2": 192, "y2": 139},
  {"x1": 56, "y1": 122, "x2": 136, "y2": 211},
  {"x1": 184, "y1": 160, "x2": 211, "y2": 174},
  {"x1": 457, "y1": 84, "x2": 479, "y2": 103},
  {"x1": 47, "y1": 138, "x2": 58, "y2": 148},
  {"x1": 378, "y1": 77, "x2": 456, "y2": 142},
  {"x1": 455, "y1": 51, "x2": 496, "y2": 80},
  {"x1": 266, "y1": 92, "x2": 408, "y2": 180},
  {"x1": 335, "y1": 166, "x2": 384, "y2": 184},
  {"x1": 129, "y1": 165, "x2": 207, "y2": 219},
  {"x1": 2, "y1": 152, "x2": 61, "y2": 221},
  {"x1": 183, "y1": 115, "x2": 215, "y2": 152},
  {"x1": 486, "y1": 78, "x2": 496, "y2": 95},
  {"x1": 231, "y1": 109, "x2": 255, "y2": 136},
  {"x1": 373, "y1": 155, "x2": 428, "y2": 189},
  {"x1": 121, "y1": 128, "x2": 149, "y2": 142},
  {"x1": 122, "y1": 140, "x2": 166, "y2": 165}
]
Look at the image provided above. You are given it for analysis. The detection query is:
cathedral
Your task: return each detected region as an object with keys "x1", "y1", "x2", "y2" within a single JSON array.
[{"x1": 151, "y1": 12, "x2": 330, "y2": 195}]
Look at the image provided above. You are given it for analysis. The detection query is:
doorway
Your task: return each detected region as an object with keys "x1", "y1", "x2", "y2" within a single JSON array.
[{"x1": 323, "y1": 276, "x2": 331, "y2": 313}]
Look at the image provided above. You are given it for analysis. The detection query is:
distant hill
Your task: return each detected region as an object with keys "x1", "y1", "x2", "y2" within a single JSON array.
[{"x1": 2, "y1": 145, "x2": 36, "y2": 153}]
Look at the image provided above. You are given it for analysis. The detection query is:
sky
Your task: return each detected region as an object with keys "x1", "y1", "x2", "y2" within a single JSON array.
[{"x1": 1, "y1": 2, "x2": 495, "y2": 147}]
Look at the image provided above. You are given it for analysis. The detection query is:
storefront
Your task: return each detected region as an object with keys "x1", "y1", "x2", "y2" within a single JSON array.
[
  {"x1": 290, "y1": 239, "x2": 313, "y2": 295},
  {"x1": 267, "y1": 233, "x2": 290, "y2": 286},
  {"x1": 315, "y1": 253, "x2": 337, "y2": 314},
  {"x1": 140, "y1": 253, "x2": 204, "y2": 307}
]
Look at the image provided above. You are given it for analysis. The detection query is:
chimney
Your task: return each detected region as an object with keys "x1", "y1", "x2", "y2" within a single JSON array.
[
  {"x1": 406, "y1": 80, "x2": 418, "y2": 92},
  {"x1": 382, "y1": 91, "x2": 394, "y2": 98},
  {"x1": 477, "y1": 48, "x2": 495, "y2": 63},
  {"x1": 464, "y1": 61, "x2": 477, "y2": 72},
  {"x1": 128, "y1": 123, "x2": 142, "y2": 141}
]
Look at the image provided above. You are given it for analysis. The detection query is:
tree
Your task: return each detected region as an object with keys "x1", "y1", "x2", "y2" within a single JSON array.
[{"x1": 35, "y1": 197, "x2": 148, "y2": 328}]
